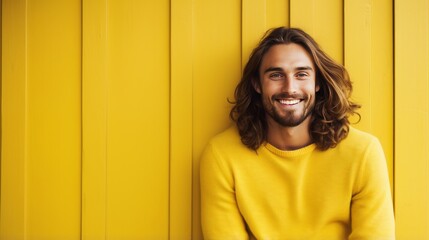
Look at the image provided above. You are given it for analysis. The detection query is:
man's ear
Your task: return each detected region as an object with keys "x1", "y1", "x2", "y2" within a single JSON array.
[{"x1": 252, "y1": 78, "x2": 261, "y2": 94}]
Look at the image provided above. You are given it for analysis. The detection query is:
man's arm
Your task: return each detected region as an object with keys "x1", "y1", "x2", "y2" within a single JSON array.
[
  {"x1": 200, "y1": 143, "x2": 249, "y2": 240},
  {"x1": 350, "y1": 138, "x2": 395, "y2": 239}
]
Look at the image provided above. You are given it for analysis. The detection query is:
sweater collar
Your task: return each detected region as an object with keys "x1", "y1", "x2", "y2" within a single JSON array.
[{"x1": 263, "y1": 142, "x2": 317, "y2": 158}]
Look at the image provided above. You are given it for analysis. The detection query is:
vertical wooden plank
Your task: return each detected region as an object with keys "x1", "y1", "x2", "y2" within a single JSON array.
[
  {"x1": 170, "y1": 0, "x2": 193, "y2": 239},
  {"x1": 25, "y1": 0, "x2": 82, "y2": 238},
  {"x1": 290, "y1": 0, "x2": 343, "y2": 63},
  {"x1": 370, "y1": 0, "x2": 393, "y2": 189},
  {"x1": 290, "y1": 0, "x2": 314, "y2": 32},
  {"x1": 344, "y1": 0, "x2": 371, "y2": 131},
  {"x1": 0, "y1": 0, "x2": 1, "y2": 150},
  {"x1": 106, "y1": 1, "x2": 170, "y2": 238},
  {"x1": 82, "y1": 0, "x2": 107, "y2": 239},
  {"x1": 395, "y1": 0, "x2": 429, "y2": 238},
  {"x1": 345, "y1": 0, "x2": 394, "y2": 192},
  {"x1": 193, "y1": 0, "x2": 242, "y2": 239},
  {"x1": 242, "y1": 0, "x2": 291, "y2": 68},
  {"x1": 0, "y1": 0, "x2": 27, "y2": 238},
  {"x1": 242, "y1": 0, "x2": 292, "y2": 66},
  {"x1": 242, "y1": 0, "x2": 266, "y2": 68},
  {"x1": 266, "y1": 0, "x2": 290, "y2": 28}
]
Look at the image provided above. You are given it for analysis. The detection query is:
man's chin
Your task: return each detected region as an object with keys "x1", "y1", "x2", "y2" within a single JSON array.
[
  {"x1": 271, "y1": 115, "x2": 306, "y2": 127},
  {"x1": 270, "y1": 110, "x2": 312, "y2": 127}
]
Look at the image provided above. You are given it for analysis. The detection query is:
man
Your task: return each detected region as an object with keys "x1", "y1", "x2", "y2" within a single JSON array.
[{"x1": 200, "y1": 27, "x2": 395, "y2": 239}]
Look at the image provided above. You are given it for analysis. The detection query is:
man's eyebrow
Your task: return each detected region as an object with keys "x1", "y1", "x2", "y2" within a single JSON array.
[
  {"x1": 295, "y1": 66, "x2": 314, "y2": 71},
  {"x1": 263, "y1": 66, "x2": 314, "y2": 74},
  {"x1": 263, "y1": 67, "x2": 283, "y2": 74}
]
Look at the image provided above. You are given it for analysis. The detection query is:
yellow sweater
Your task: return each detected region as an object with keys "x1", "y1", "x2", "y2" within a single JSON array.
[{"x1": 200, "y1": 126, "x2": 395, "y2": 240}]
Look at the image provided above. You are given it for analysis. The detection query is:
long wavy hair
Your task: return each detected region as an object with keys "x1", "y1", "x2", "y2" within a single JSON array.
[{"x1": 230, "y1": 27, "x2": 360, "y2": 150}]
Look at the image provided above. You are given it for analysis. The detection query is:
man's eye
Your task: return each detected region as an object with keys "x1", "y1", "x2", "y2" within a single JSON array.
[
  {"x1": 296, "y1": 72, "x2": 309, "y2": 78},
  {"x1": 269, "y1": 73, "x2": 284, "y2": 79}
]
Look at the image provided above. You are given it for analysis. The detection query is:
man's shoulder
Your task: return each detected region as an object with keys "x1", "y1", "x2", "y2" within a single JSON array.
[
  {"x1": 345, "y1": 126, "x2": 378, "y2": 142},
  {"x1": 205, "y1": 125, "x2": 253, "y2": 155},
  {"x1": 321, "y1": 127, "x2": 385, "y2": 168},
  {"x1": 208, "y1": 125, "x2": 243, "y2": 148},
  {"x1": 336, "y1": 126, "x2": 380, "y2": 152}
]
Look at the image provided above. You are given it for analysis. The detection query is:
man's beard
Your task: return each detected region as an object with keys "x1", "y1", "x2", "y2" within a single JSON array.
[{"x1": 262, "y1": 93, "x2": 315, "y2": 127}]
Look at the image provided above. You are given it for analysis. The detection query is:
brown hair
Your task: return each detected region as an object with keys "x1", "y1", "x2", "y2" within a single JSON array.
[{"x1": 230, "y1": 27, "x2": 360, "y2": 150}]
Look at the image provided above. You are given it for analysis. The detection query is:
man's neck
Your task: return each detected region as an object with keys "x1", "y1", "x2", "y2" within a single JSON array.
[{"x1": 266, "y1": 117, "x2": 312, "y2": 151}]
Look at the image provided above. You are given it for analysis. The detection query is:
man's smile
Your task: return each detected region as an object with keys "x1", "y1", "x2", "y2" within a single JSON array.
[{"x1": 278, "y1": 99, "x2": 301, "y2": 106}]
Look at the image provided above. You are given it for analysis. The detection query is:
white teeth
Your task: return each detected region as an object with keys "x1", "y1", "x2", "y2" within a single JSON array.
[{"x1": 279, "y1": 99, "x2": 300, "y2": 105}]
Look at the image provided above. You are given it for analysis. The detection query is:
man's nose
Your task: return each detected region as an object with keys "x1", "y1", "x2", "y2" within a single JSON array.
[{"x1": 281, "y1": 77, "x2": 297, "y2": 93}]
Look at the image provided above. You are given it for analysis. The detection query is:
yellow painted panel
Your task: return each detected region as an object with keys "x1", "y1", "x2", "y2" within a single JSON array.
[
  {"x1": 82, "y1": 0, "x2": 107, "y2": 239},
  {"x1": 242, "y1": 0, "x2": 266, "y2": 68},
  {"x1": 290, "y1": 0, "x2": 343, "y2": 63},
  {"x1": 242, "y1": 0, "x2": 290, "y2": 68},
  {"x1": 344, "y1": 0, "x2": 371, "y2": 131},
  {"x1": 1, "y1": 0, "x2": 27, "y2": 238},
  {"x1": 369, "y1": 0, "x2": 393, "y2": 189},
  {"x1": 6, "y1": 1, "x2": 423, "y2": 239},
  {"x1": 266, "y1": 0, "x2": 289, "y2": 28},
  {"x1": 170, "y1": 0, "x2": 193, "y2": 239},
  {"x1": 106, "y1": 1, "x2": 170, "y2": 238},
  {"x1": 193, "y1": 0, "x2": 242, "y2": 238},
  {"x1": 25, "y1": 0, "x2": 82, "y2": 238},
  {"x1": 395, "y1": 0, "x2": 429, "y2": 238},
  {"x1": 344, "y1": 0, "x2": 394, "y2": 189}
]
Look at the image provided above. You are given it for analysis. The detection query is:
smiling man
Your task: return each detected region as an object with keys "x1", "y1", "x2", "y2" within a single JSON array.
[{"x1": 200, "y1": 27, "x2": 395, "y2": 239}]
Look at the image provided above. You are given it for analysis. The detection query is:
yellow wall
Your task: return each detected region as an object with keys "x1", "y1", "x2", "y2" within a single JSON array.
[
  {"x1": 1, "y1": 0, "x2": 428, "y2": 239},
  {"x1": 2, "y1": 0, "x2": 82, "y2": 238},
  {"x1": 395, "y1": 0, "x2": 429, "y2": 237}
]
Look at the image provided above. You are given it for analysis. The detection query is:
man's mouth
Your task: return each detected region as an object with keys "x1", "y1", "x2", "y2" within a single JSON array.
[{"x1": 278, "y1": 99, "x2": 301, "y2": 105}]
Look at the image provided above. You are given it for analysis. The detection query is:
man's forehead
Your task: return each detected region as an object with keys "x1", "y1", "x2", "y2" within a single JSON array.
[{"x1": 260, "y1": 44, "x2": 315, "y2": 70}]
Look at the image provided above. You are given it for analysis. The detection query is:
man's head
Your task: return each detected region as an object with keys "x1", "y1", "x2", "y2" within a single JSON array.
[
  {"x1": 256, "y1": 43, "x2": 319, "y2": 130},
  {"x1": 230, "y1": 27, "x2": 360, "y2": 150}
]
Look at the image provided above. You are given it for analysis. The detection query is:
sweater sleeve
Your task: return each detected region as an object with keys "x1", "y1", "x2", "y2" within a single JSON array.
[
  {"x1": 349, "y1": 138, "x2": 396, "y2": 240},
  {"x1": 200, "y1": 142, "x2": 249, "y2": 240}
]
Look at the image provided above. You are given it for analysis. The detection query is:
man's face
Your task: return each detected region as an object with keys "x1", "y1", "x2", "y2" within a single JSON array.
[{"x1": 256, "y1": 43, "x2": 319, "y2": 128}]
